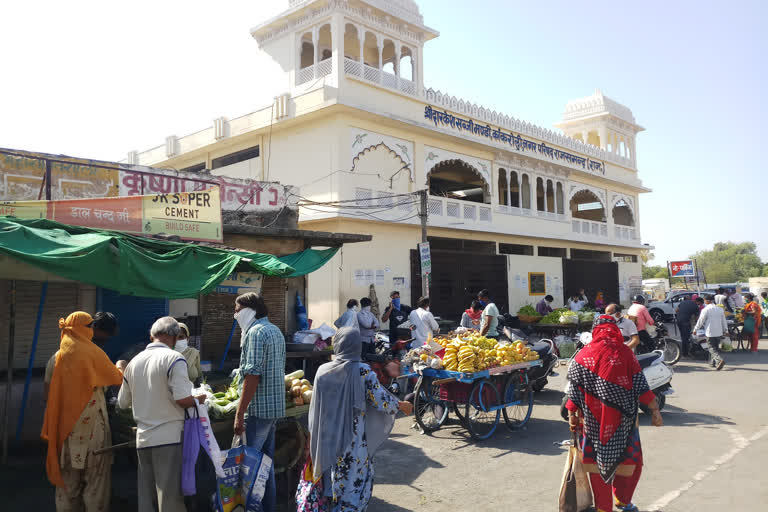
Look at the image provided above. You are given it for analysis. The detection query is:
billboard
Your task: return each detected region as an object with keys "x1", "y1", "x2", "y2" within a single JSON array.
[
  {"x1": 0, "y1": 187, "x2": 223, "y2": 243},
  {"x1": 669, "y1": 260, "x2": 695, "y2": 278}
]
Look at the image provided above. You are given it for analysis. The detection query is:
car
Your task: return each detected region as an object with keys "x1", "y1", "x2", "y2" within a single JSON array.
[{"x1": 646, "y1": 290, "x2": 716, "y2": 323}]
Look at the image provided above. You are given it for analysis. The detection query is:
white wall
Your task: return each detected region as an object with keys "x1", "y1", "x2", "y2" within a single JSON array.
[{"x1": 506, "y1": 254, "x2": 564, "y2": 313}]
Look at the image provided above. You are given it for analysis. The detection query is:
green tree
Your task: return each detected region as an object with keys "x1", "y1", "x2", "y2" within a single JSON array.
[
  {"x1": 642, "y1": 265, "x2": 667, "y2": 279},
  {"x1": 690, "y1": 242, "x2": 765, "y2": 283}
]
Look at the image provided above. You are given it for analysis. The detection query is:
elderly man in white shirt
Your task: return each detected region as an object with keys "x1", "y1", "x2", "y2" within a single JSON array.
[
  {"x1": 693, "y1": 295, "x2": 727, "y2": 370},
  {"x1": 408, "y1": 296, "x2": 439, "y2": 348},
  {"x1": 606, "y1": 303, "x2": 640, "y2": 350},
  {"x1": 118, "y1": 317, "x2": 205, "y2": 512}
]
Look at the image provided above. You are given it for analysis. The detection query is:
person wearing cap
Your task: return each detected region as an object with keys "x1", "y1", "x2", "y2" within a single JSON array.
[
  {"x1": 381, "y1": 290, "x2": 412, "y2": 342},
  {"x1": 175, "y1": 322, "x2": 202, "y2": 384}
]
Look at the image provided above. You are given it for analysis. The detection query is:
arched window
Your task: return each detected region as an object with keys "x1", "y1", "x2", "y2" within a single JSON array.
[
  {"x1": 556, "y1": 182, "x2": 564, "y2": 214},
  {"x1": 546, "y1": 179, "x2": 555, "y2": 213},
  {"x1": 400, "y1": 46, "x2": 414, "y2": 80},
  {"x1": 498, "y1": 169, "x2": 508, "y2": 205},
  {"x1": 428, "y1": 160, "x2": 489, "y2": 204},
  {"x1": 521, "y1": 174, "x2": 531, "y2": 209},
  {"x1": 619, "y1": 140, "x2": 627, "y2": 158},
  {"x1": 570, "y1": 190, "x2": 605, "y2": 222},
  {"x1": 382, "y1": 39, "x2": 395, "y2": 74},
  {"x1": 343, "y1": 23, "x2": 360, "y2": 61},
  {"x1": 612, "y1": 199, "x2": 634, "y2": 226},
  {"x1": 299, "y1": 32, "x2": 314, "y2": 69},
  {"x1": 363, "y1": 32, "x2": 378, "y2": 67},
  {"x1": 536, "y1": 177, "x2": 545, "y2": 211},
  {"x1": 510, "y1": 171, "x2": 520, "y2": 207}
]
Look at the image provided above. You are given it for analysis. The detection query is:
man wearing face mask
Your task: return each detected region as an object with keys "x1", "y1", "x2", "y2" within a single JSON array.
[
  {"x1": 175, "y1": 322, "x2": 202, "y2": 384},
  {"x1": 382, "y1": 291, "x2": 412, "y2": 342},
  {"x1": 334, "y1": 299, "x2": 360, "y2": 329},
  {"x1": 605, "y1": 303, "x2": 640, "y2": 350},
  {"x1": 408, "y1": 297, "x2": 439, "y2": 348},
  {"x1": 232, "y1": 293, "x2": 285, "y2": 512},
  {"x1": 357, "y1": 297, "x2": 379, "y2": 354}
]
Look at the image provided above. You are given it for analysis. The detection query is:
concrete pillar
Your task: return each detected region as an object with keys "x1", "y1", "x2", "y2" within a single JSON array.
[
  {"x1": 330, "y1": 13, "x2": 345, "y2": 88},
  {"x1": 506, "y1": 169, "x2": 512, "y2": 207},
  {"x1": 312, "y1": 27, "x2": 319, "y2": 78},
  {"x1": 377, "y1": 35, "x2": 384, "y2": 83}
]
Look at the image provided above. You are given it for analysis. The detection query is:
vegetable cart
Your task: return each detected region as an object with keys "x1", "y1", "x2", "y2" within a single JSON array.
[{"x1": 412, "y1": 360, "x2": 542, "y2": 441}]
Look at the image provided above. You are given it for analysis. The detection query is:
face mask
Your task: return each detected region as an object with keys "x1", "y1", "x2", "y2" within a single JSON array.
[
  {"x1": 175, "y1": 338, "x2": 188, "y2": 352},
  {"x1": 362, "y1": 306, "x2": 371, "y2": 312},
  {"x1": 234, "y1": 308, "x2": 258, "y2": 344},
  {"x1": 478, "y1": 300, "x2": 487, "y2": 308},
  {"x1": 392, "y1": 298, "x2": 401, "y2": 310}
]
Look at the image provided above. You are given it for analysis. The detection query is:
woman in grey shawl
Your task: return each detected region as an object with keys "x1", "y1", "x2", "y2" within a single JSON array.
[{"x1": 298, "y1": 327, "x2": 412, "y2": 511}]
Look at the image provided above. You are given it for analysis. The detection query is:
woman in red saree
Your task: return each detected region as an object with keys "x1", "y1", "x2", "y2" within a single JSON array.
[
  {"x1": 743, "y1": 293, "x2": 762, "y2": 352},
  {"x1": 566, "y1": 315, "x2": 663, "y2": 512}
]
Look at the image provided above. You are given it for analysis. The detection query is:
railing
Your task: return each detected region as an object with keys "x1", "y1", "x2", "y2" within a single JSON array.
[
  {"x1": 427, "y1": 196, "x2": 492, "y2": 224},
  {"x1": 572, "y1": 219, "x2": 608, "y2": 238},
  {"x1": 344, "y1": 57, "x2": 417, "y2": 96},
  {"x1": 296, "y1": 58, "x2": 333, "y2": 86},
  {"x1": 497, "y1": 205, "x2": 566, "y2": 222},
  {"x1": 614, "y1": 225, "x2": 637, "y2": 240}
]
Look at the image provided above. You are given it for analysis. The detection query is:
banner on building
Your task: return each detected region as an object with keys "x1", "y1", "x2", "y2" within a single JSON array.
[
  {"x1": 215, "y1": 272, "x2": 263, "y2": 295},
  {"x1": 418, "y1": 242, "x2": 432, "y2": 281},
  {"x1": 0, "y1": 187, "x2": 223, "y2": 242},
  {"x1": 669, "y1": 260, "x2": 695, "y2": 278}
]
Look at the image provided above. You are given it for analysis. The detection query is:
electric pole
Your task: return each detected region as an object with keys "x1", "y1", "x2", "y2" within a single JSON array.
[{"x1": 418, "y1": 189, "x2": 429, "y2": 298}]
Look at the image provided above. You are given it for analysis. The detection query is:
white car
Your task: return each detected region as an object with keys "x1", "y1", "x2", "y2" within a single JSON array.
[{"x1": 646, "y1": 291, "x2": 715, "y2": 323}]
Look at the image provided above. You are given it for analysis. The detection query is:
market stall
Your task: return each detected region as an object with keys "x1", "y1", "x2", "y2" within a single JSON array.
[
  {"x1": 516, "y1": 305, "x2": 597, "y2": 340},
  {"x1": 407, "y1": 332, "x2": 543, "y2": 441}
]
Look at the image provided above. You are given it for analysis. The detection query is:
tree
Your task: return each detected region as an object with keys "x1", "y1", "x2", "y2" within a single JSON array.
[
  {"x1": 690, "y1": 242, "x2": 765, "y2": 283},
  {"x1": 642, "y1": 265, "x2": 667, "y2": 279},
  {"x1": 640, "y1": 250, "x2": 654, "y2": 265}
]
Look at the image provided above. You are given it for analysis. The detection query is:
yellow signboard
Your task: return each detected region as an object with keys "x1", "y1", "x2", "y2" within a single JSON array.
[
  {"x1": 0, "y1": 201, "x2": 48, "y2": 219},
  {"x1": 142, "y1": 187, "x2": 223, "y2": 242}
]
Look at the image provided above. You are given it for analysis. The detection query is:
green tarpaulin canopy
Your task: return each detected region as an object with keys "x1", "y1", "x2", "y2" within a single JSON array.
[{"x1": 0, "y1": 217, "x2": 337, "y2": 298}]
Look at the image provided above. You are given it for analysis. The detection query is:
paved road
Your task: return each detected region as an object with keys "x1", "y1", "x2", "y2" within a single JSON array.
[{"x1": 372, "y1": 344, "x2": 768, "y2": 512}]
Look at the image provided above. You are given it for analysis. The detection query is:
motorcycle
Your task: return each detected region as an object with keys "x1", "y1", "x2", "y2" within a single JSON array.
[
  {"x1": 559, "y1": 332, "x2": 674, "y2": 420},
  {"x1": 502, "y1": 324, "x2": 559, "y2": 393},
  {"x1": 636, "y1": 323, "x2": 681, "y2": 366},
  {"x1": 363, "y1": 332, "x2": 412, "y2": 397}
]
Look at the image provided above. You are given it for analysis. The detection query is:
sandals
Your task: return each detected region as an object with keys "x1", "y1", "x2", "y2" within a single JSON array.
[{"x1": 615, "y1": 503, "x2": 639, "y2": 511}]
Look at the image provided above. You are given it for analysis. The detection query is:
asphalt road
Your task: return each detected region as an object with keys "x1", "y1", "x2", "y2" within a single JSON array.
[{"x1": 372, "y1": 343, "x2": 768, "y2": 512}]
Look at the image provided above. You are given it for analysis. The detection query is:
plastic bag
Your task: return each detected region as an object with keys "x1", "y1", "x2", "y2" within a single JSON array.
[
  {"x1": 196, "y1": 403, "x2": 224, "y2": 478},
  {"x1": 182, "y1": 407, "x2": 219, "y2": 507},
  {"x1": 215, "y1": 436, "x2": 273, "y2": 512}
]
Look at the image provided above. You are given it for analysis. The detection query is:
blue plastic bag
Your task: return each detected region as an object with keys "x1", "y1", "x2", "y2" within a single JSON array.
[{"x1": 216, "y1": 436, "x2": 273, "y2": 512}]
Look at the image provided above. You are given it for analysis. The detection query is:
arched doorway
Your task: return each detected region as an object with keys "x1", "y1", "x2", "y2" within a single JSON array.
[
  {"x1": 428, "y1": 160, "x2": 490, "y2": 204},
  {"x1": 612, "y1": 199, "x2": 634, "y2": 226},
  {"x1": 570, "y1": 190, "x2": 605, "y2": 222}
]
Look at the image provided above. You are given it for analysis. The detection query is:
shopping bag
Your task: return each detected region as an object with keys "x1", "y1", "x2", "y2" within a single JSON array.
[
  {"x1": 558, "y1": 434, "x2": 593, "y2": 512},
  {"x1": 296, "y1": 454, "x2": 327, "y2": 512},
  {"x1": 182, "y1": 407, "x2": 219, "y2": 503},
  {"x1": 197, "y1": 403, "x2": 225, "y2": 478},
  {"x1": 743, "y1": 315, "x2": 755, "y2": 334},
  {"x1": 215, "y1": 435, "x2": 273, "y2": 512}
]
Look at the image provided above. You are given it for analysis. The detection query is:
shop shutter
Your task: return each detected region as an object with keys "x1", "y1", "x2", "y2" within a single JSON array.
[
  {"x1": 261, "y1": 276, "x2": 286, "y2": 333},
  {"x1": 98, "y1": 289, "x2": 168, "y2": 361},
  {"x1": 0, "y1": 280, "x2": 79, "y2": 369}
]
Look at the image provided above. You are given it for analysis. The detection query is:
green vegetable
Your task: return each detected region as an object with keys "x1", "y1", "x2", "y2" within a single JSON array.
[
  {"x1": 215, "y1": 399, "x2": 231, "y2": 406},
  {"x1": 213, "y1": 392, "x2": 226, "y2": 399},
  {"x1": 517, "y1": 304, "x2": 538, "y2": 316}
]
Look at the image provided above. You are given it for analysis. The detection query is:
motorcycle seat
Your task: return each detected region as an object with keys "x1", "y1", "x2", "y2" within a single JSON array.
[
  {"x1": 363, "y1": 353, "x2": 387, "y2": 363},
  {"x1": 636, "y1": 352, "x2": 660, "y2": 369},
  {"x1": 528, "y1": 341, "x2": 551, "y2": 357}
]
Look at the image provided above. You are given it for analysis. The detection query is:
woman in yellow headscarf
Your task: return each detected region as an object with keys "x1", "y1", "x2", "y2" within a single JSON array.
[{"x1": 41, "y1": 311, "x2": 124, "y2": 511}]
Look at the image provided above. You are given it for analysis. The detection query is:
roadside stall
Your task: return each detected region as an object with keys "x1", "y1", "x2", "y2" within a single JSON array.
[
  {"x1": 517, "y1": 306, "x2": 596, "y2": 339},
  {"x1": 406, "y1": 331, "x2": 543, "y2": 441}
]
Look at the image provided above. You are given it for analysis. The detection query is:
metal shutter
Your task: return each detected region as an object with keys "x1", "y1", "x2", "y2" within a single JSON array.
[
  {"x1": 98, "y1": 289, "x2": 168, "y2": 361},
  {"x1": 0, "y1": 280, "x2": 79, "y2": 369}
]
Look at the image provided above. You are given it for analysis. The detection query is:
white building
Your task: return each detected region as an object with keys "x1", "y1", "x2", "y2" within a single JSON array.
[{"x1": 126, "y1": 0, "x2": 650, "y2": 325}]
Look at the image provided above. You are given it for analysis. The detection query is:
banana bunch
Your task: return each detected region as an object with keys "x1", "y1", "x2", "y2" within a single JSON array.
[{"x1": 457, "y1": 345, "x2": 477, "y2": 373}]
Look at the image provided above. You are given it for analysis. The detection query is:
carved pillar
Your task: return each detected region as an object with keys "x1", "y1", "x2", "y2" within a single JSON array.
[
  {"x1": 506, "y1": 169, "x2": 512, "y2": 207},
  {"x1": 377, "y1": 35, "x2": 383, "y2": 83},
  {"x1": 312, "y1": 27, "x2": 319, "y2": 78}
]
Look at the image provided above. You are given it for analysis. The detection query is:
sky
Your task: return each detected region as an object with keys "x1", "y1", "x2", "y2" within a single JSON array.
[{"x1": 1, "y1": 0, "x2": 765, "y2": 264}]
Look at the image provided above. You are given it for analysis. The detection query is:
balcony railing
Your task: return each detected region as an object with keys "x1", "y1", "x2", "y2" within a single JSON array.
[
  {"x1": 614, "y1": 225, "x2": 637, "y2": 240},
  {"x1": 497, "y1": 204, "x2": 566, "y2": 222},
  {"x1": 296, "y1": 58, "x2": 332, "y2": 85},
  {"x1": 427, "y1": 195, "x2": 492, "y2": 224},
  {"x1": 344, "y1": 57, "x2": 417, "y2": 96},
  {"x1": 572, "y1": 219, "x2": 608, "y2": 238}
]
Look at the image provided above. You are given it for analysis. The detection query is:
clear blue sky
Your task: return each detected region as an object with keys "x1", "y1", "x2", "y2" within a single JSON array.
[{"x1": 1, "y1": 0, "x2": 765, "y2": 264}]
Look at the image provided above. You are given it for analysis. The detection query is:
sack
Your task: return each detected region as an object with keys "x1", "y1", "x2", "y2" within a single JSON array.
[
  {"x1": 743, "y1": 315, "x2": 755, "y2": 334},
  {"x1": 296, "y1": 455, "x2": 327, "y2": 512},
  {"x1": 215, "y1": 435, "x2": 273, "y2": 512},
  {"x1": 558, "y1": 435, "x2": 593, "y2": 512}
]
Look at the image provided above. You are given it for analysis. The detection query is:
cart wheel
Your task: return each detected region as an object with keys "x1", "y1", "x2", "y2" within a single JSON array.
[
  {"x1": 452, "y1": 403, "x2": 466, "y2": 426},
  {"x1": 464, "y1": 378, "x2": 500, "y2": 440},
  {"x1": 502, "y1": 373, "x2": 533, "y2": 431},
  {"x1": 413, "y1": 377, "x2": 449, "y2": 432}
]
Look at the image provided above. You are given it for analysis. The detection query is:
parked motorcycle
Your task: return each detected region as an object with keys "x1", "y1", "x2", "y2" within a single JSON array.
[
  {"x1": 502, "y1": 324, "x2": 559, "y2": 392},
  {"x1": 363, "y1": 332, "x2": 411, "y2": 397},
  {"x1": 636, "y1": 323, "x2": 681, "y2": 366},
  {"x1": 559, "y1": 332, "x2": 674, "y2": 420}
]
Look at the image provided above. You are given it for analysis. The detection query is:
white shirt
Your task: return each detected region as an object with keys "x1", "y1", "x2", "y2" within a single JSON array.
[
  {"x1": 693, "y1": 304, "x2": 729, "y2": 338},
  {"x1": 568, "y1": 299, "x2": 586, "y2": 312},
  {"x1": 714, "y1": 294, "x2": 727, "y2": 306},
  {"x1": 408, "y1": 308, "x2": 439, "y2": 347},
  {"x1": 616, "y1": 317, "x2": 639, "y2": 338},
  {"x1": 118, "y1": 342, "x2": 193, "y2": 448},
  {"x1": 334, "y1": 308, "x2": 359, "y2": 329}
]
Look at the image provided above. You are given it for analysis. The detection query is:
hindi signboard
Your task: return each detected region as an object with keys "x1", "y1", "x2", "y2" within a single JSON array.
[
  {"x1": 0, "y1": 187, "x2": 223, "y2": 242},
  {"x1": 669, "y1": 260, "x2": 695, "y2": 278},
  {"x1": 418, "y1": 242, "x2": 432, "y2": 281}
]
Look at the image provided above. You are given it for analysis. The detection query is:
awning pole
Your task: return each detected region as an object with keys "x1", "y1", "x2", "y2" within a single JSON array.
[
  {"x1": 2, "y1": 280, "x2": 17, "y2": 464},
  {"x1": 15, "y1": 282, "x2": 47, "y2": 442},
  {"x1": 219, "y1": 319, "x2": 238, "y2": 371}
]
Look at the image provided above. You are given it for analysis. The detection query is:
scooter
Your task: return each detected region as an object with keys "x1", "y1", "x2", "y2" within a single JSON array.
[
  {"x1": 636, "y1": 323, "x2": 681, "y2": 366},
  {"x1": 363, "y1": 332, "x2": 412, "y2": 397},
  {"x1": 559, "y1": 332, "x2": 674, "y2": 420}
]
